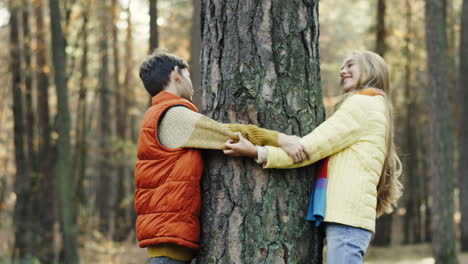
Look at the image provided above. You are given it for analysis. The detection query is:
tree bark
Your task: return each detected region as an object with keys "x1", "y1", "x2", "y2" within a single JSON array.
[
  {"x1": 402, "y1": 0, "x2": 422, "y2": 244},
  {"x1": 10, "y1": 1, "x2": 33, "y2": 262},
  {"x1": 33, "y1": 0, "x2": 55, "y2": 262},
  {"x1": 198, "y1": 1, "x2": 324, "y2": 263},
  {"x1": 72, "y1": 0, "x2": 90, "y2": 210},
  {"x1": 124, "y1": 3, "x2": 137, "y2": 240},
  {"x1": 375, "y1": 0, "x2": 386, "y2": 56},
  {"x1": 372, "y1": 0, "x2": 392, "y2": 246},
  {"x1": 148, "y1": 0, "x2": 158, "y2": 106},
  {"x1": 425, "y1": 0, "x2": 458, "y2": 262},
  {"x1": 190, "y1": 0, "x2": 202, "y2": 109},
  {"x1": 458, "y1": 0, "x2": 468, "y2": 253},
  {"x1": 21, "y1": 0, "x2": 36, "y2": 174},
  {"x1": 111, "y1": 0, "x2": 130, "y2": 242},
  {"x1": 149, "y1": 0, "x2": 158, "y2": 53},
  {"x1": 48, "y1": 0, "x2": 80, "y2": 262},
  {"x1": 96, "y1": 0, "x2": 113, "y2": 237}
]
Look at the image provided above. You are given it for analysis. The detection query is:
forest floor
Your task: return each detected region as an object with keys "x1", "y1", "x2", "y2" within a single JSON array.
[
  {"x1": 79, "y1": 237, "x2": 468, "y2": 264},
  {"x1": 2, "y1": 224, "x2": 467, "y2": 263}
]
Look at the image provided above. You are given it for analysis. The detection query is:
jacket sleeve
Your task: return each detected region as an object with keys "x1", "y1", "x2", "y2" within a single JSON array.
[
  {"x1": 158, "y1": 106, "x2": 279, "y2": 149},
  {"x1": 264, "y1": 95, "x2": 371, "y2": 169}
]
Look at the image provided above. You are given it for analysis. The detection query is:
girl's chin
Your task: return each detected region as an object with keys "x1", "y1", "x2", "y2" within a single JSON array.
[{"x1": 342, "y1": 86, "x2": 356, "y2": 93}]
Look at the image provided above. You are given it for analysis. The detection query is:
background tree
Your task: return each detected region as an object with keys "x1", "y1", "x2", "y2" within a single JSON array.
[
  {"x1": 96, "y1": 0, "x2": 113, "y2": 237},
  {"x1": 33, "y1": 0, "x2": 56, "y2": 262},
  {"x1": 425, "y1": 0, "x2": 458, "y2": 262},
  {"x1": 48, "y1": 0, "x2": 80, "y2": 262},
  {"x1": 9, "y1": 0, "x2": 33, "y2": 262},
  {"x1": 198, "y1": 0, "x2": 324, "y2": 263},
  {"x1": 458, "y1": 0, "x2": 468, "y2": 253},
  {"x1": 372, "y1": 0, "x2": 393, "y2": 247}
]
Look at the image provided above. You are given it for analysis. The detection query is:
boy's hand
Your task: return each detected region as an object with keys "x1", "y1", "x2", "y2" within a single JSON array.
[
  {"x1": 278, "y1": 133, "x2": 311, "y2": 163},
  {"x1": 224, "y1": 132, "x2": 258, "y2": 158}
]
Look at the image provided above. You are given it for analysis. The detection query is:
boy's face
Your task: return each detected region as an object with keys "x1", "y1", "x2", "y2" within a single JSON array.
[{"x1": 175, "y1": 68, "x2": 194, "y2": 101}]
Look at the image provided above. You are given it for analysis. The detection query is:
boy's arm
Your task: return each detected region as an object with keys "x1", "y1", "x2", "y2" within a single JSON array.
[{"x1": 158, "y1": 106, "x2": 280, "y2": 149}]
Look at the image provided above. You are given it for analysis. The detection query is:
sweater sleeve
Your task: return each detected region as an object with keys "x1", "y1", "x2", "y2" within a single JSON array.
[
  {"x1": 264, "y1": 95, "x2": 371, "y2": 169},
  {"x1": 158, "y1": 106, "x2": 279, "y2": 149}
]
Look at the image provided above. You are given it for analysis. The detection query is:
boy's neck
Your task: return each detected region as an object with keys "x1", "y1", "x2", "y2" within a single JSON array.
[{"x1": 163, "y1": 85, "x2": 181, "y2": 98}]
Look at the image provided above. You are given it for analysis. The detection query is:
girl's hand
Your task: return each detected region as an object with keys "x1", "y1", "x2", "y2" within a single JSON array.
[
  {"x1": 224, "y1": 132, "x2": 258, "y2": 158},
  {"x1": 278, "y1": 133, "x2": 311, "y2": 163}
]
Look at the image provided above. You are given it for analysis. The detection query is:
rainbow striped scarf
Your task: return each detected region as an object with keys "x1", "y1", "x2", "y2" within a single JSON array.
[{"x1": 306, "y1": 157, "x2": 329, "y2": 226}]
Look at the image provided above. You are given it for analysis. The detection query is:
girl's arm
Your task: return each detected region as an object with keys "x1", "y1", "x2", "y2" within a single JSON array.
[
  {"x1": 224, "y1": 94, "x2": 375, "y2": 168},
  {"x1": 264, "y1": 95, "x2": 372, "y2": 168}
]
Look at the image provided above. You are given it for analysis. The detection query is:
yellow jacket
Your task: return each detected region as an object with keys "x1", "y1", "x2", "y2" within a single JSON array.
[{"x1": 265, "y1": 93, "x2": 388, "y2": 232}]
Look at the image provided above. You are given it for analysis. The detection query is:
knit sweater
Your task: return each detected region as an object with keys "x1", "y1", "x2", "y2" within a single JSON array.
[
  {"x1": 263, "y1": 93, "x2": 388, "y2": 232},
  {"x1": 148, "y1": 105, "x2": 280, "y2": 260},
  {"x1": 159, "y1": 106, "x2": 279, "y2": 149}
]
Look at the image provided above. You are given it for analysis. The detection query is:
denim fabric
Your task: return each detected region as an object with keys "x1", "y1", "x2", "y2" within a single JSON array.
[
  {"x1": 325, "y1": 223, "x2": 372, "y2": 264},
  {"x1": 148, "y1": 256, "x2": 190, "y2": 264}
]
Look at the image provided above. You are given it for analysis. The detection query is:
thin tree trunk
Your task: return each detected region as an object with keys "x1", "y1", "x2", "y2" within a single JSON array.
[
  {"x1": 124, "y1": 2, "x2": 137, "y2": 240},
  {"x1": 375, "y1": 0, "x2": 386, "y2": 56},
  {"x1": 48, "y1": 0, "x2": 79, "y2": 262},
  {"x1": 149, "y1": 0, "x2": 158, "y2": 53},
  {"x1": 425, "y1": 0, "x2": 458, "y2": 262},
  {"x1": 458, "y1": 0, "x2": 468, "y2": 253},
  {"x1": 148, "y1": 0, "x2": 158, "y2": 106},
  {"x1": 190, "y1": 0, "x2": 202, "y2": 109},
  {"x1": 72, "y1": 0, "x2": 90, "y2": 209},
  {"x1": 21, "y1": 0, "x2": 36, "y2": 174},
  {"x1": 112, "y1": 0, "x2": 128, "y2": 242},
  {"x1": 372, "y1": 0, "x2": 393, "y2": 246},
  {"x1": 34, "y1": 0, "x2": 55, "y2": 262},
  {"x1": 198, "y1": 1, "x2": 324, "y2": 263},
  {"x1": 96, "y1": 0, "x2": 113, "y2": 237},
  {"x1": 402, "y1": 0, "x2": 422, "y2": 244},
  {"x1": 10, "y1": 1, "x2": 33, "y2": 262}
]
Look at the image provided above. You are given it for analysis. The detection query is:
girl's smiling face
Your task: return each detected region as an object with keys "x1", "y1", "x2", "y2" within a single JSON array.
[{"x1": 339, "y1": 56, "x2": 364, "y2": 92}]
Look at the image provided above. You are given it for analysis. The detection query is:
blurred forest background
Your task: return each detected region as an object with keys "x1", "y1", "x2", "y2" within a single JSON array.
[{"x1": 0, "y1": 0, "x2": 467, "y2": 263}]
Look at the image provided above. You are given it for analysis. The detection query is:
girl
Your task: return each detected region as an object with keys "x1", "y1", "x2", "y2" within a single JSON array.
[{"x1": 224, "y1": 50, "x2": 403, "y2": 264}]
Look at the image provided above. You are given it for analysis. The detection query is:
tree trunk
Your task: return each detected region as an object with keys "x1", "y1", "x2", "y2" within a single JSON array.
[
  {"x1": 148, "y1": 0, "x2": 158, "y2": 106},
  {"x1": 425, "y1": 0, "x2": 458, "y2": 262},
  {"x1": 197, "y1": 1, "x2": 324, "y2": 263},
  {"x1": 48, "y1": 0, "x2": 80, "y2": 263},
  {"x1": 72, "y1": 0, "x2": 90, "y2": 210},
  {"x1": 124, "y1": 3, "x2": 137, "y2": 240},
  {"x1": 190, "y1": 0, "x2": 202, "y2": 109},
  {"x1": 10, "y1": 1, "x2": 33, "y2": 262},
  {"x1": 375, "y1": 0, "x2": 386, "y2": 56},
  {"x1": 149, "y1": 0, "x2": 158, "y2": 53},
  {"x1": 34, "y1": 0, "x2": 55, "y2": 262},
  {"x1": 111, "y1": 0, "x2": 129, "y2": 242},
  {"x1": 458, "y1": 0, "x2": 468, "y2": 253},
  {"x1": 21, "y1": 0, "x2": 36, "y2": 174},
  {"x1": 372, "y1": 0, "x2": 392, "y2": 246},
  {"x1": 402, "y1": 0, "x2": 422, "y2": 244},
  {"x1": 96, "y1": 0, "x2": 113, "y2": 237}
]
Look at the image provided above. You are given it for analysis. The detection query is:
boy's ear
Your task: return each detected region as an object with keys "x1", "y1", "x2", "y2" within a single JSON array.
[{"x1": 172, "y1": 66, "x2": 181, "y2": 82}]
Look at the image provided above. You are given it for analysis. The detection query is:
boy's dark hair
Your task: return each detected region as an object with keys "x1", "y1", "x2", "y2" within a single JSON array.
[{"x1": 139, "y1": 51, "x2": 188, "y2": 96}]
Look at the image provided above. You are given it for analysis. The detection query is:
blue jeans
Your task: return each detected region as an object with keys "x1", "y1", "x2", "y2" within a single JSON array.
[
  {"x1": 325, "y1": 223, "x2": 372, "y2": 264},
  {"x1": 148, "y1": 256, "x2": 190, "y2": 264}
]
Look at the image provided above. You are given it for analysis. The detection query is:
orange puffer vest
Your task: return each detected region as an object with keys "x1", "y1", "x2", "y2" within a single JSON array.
[{"x1": 134, "y1": 91, "x2": 203, "y2": 250}]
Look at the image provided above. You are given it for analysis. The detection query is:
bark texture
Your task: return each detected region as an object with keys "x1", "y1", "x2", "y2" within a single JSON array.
[
  {"x1": 198, "y1": 1, "x2": 324, "y2": 263},
  {"x1": 425, "y1": 0, "x2": 458, "y2": 262},
  {"x1": 458, "y1": 0, "x2": 468, "y2": 253},
  {"x1": 48, "y1": 0, "x2": 80, "y2": 262}
]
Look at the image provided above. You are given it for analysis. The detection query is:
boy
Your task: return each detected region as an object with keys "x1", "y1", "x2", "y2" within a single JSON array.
[{"x1": 134, "y1": 52, "x2": 298, "y2": 264}]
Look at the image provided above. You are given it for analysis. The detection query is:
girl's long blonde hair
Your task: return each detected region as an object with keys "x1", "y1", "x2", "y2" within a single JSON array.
[{"x1": 335, "y1": 51, "x2": 403, "y2": 217}]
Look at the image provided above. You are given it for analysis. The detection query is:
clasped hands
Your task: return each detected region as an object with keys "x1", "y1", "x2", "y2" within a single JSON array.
[{"x1": 223, "y1": 132, "x2": 311, "y2": 163}]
